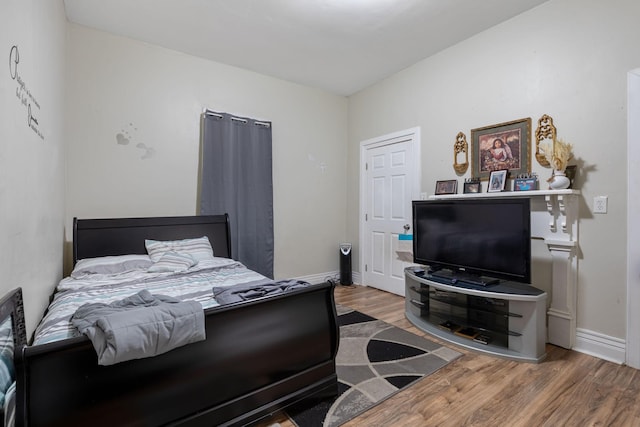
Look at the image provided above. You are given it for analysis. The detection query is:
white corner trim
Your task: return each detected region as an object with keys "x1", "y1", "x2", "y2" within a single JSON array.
[{"x1": 573, "y1": 328, "x2": 626, "y2": 365}]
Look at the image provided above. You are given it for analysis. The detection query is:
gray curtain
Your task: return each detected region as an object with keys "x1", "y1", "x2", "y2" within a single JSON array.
[{"x1": 200, "y1": 111, "x2": 274, "y2": 279}]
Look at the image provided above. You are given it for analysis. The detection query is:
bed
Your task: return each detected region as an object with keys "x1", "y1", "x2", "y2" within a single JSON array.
[{"x1": 6, "y1": 215, "x2": 339, "y2": 426}]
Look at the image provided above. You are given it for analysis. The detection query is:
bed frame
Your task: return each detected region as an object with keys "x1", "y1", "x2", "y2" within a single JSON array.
[{"x1": 11, "y1": 215, "x2": 339, "y2": 426}]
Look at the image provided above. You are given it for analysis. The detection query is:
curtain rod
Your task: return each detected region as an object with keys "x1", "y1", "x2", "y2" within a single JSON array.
[
  {"x1": 203, "y1": 109, "x2": 271, "y2": 127},
  {"x1": 203, "y1": 109, "x2": 223, "y2": 118}
]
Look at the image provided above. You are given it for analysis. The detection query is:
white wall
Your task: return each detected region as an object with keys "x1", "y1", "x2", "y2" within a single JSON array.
[
  {"x1": 0, "y1": 0, "x2": 67, "y2": 334},
  {"x1": 348, "y1": 0, "x2": 639, "y2": 343},
  {"x1": 64, "y1": 24, "x2": 349, "y2": 280}
]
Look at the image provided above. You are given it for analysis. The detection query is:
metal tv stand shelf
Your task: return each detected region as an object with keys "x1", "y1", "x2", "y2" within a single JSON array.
[{"x1": 405, "y1": 267, "x2": 547, "y2": 363}]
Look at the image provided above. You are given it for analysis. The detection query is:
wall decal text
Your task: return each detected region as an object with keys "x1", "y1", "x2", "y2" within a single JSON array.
[{"x1": 9, "y1": 45, "x2": 44, "y2": 140}]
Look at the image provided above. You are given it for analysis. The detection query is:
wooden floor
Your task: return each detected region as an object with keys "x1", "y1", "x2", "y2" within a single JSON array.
[{"x1": 260, "y1": 284, "x2": 640, "y2": 427}]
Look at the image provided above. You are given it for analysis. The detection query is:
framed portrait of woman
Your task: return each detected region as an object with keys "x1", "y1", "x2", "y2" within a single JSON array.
[{"x1": 471, "y1": 118, "x2": 531, "y2": 180}]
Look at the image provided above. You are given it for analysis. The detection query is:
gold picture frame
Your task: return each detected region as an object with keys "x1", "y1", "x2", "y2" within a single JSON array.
[
  {"x1": 471, "y1": 118, "x2": 532, "y2": 180},
  {"x1": 453, "y1": 132, "x2": 469, "y2": 174},
  {"x1": 535, "y1": 114, "x2": 556, "y2": 167}
]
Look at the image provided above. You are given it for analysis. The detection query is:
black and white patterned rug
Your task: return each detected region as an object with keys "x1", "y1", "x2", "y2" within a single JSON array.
[{"x1": 287, "y1": 305, "x2": 462, "y2": 427}]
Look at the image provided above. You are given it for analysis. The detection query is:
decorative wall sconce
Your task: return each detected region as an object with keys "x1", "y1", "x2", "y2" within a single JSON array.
[
  {"x1": 453, "y1": 131, "x2": 469, "y2": 174},
  {"x1": 535, "y1": 114, "x2": 556, "y2": 167}
]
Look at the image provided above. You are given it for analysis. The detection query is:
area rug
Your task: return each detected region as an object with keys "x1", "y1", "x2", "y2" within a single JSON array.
[{"x1": 287, "y1": 305, "x2": 462, "y2": 427}]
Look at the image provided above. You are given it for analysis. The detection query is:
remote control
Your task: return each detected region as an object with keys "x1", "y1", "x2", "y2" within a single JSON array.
[{"x1": 473, "y1": 334, "x2": 492, "y2": 345}]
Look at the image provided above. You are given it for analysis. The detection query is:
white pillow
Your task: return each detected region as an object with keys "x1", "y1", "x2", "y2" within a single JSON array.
[
  {"x1": 145, "y1": 236, "x2": 214, "y2": 262},
  {"x1": 71, "y1": 255, "x2": 153, "y2": 278},
  {"x1": 147, "y1": 251, "x2": 197, "y2": 273}
]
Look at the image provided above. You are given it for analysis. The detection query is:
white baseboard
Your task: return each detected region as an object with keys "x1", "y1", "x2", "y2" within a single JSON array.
[
  {"x1": 289, "y1": 271, "x2": 336, "y2": 284},
  {"x1": 573, "y1": 328, "x2": 626, "y2": 364},
  {"x1": 291, "y1": 270, "x2": 363, "y2": 286},
  {"x1": 352, "y1": 271, "x2": 362, "y2": 284}
]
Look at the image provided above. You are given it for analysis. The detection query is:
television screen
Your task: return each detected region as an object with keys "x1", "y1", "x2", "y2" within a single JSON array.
[{"x1": 412, "y1": 198, "x2": 531, "y2": 284}]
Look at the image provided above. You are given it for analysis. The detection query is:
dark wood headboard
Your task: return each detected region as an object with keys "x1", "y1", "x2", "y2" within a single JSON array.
[{"x1": 72, "y1": 214, "x2": 232, "y2": 263}]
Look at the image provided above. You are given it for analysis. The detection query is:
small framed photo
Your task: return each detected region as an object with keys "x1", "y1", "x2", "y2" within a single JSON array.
[
  {"x1": 435, "y1": 179, "x2": 458, "y2": 195},
  {"x1": 488, "y1": 169, "x2": 508, "y2": 192},
  {"x1": 463, "y1": 181, "x2": 481, "y2": 194},
  {"x1": 514, "y1": 177, "x2": 538, "y2": 191}
]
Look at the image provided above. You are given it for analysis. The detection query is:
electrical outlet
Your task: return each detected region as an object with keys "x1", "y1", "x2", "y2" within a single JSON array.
[
  {"x1": 593, "y1": 196, "x2": 608, "y2": 214},
  {"x1": 420, "y1": 192, "x2": 428, "y2": 200}
]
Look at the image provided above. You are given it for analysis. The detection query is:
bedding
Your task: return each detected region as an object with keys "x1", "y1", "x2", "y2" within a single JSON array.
[
  {"x1": 0, "y1": 317, "x2": 14, "y2": 407},
  {"x1": 70, "y1": 254, "x2": 153, "y2": 278},
  {"x1": 3, "y1": 382, "x2": 15, "y2": 427},
  {"x1": 34, "y1": 256, "x2": 266, "y2": 345},
  {"x1": 71, "y1": 289, "x2": 205, "y2": 366},
  {"x1": 147, "y1": 251, "x2": 197, "y2": 273},
  {"x1": 213, "y1": 279, "x2": 312, "y2": 304}
]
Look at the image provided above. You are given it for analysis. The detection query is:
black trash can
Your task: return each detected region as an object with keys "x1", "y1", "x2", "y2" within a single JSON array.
[{"x1": 339, "y1": 243, "x2": 353, "y2": 285}]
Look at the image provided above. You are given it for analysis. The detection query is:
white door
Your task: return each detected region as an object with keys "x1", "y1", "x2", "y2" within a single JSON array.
[{"x1": 360, "y1": 128, "x2": 420, "y2": 296}]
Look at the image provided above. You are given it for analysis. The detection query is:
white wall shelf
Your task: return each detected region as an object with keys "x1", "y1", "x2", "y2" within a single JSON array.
[{"x1": 429, "y1": 189, "x2": 580, "y2": 200}]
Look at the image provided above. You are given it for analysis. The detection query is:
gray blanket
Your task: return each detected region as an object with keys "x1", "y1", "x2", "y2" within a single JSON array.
[
  {"x1": 71, "y1": 290, "x2": 205, "y2": 366},
  {"x1": 213, "y1": 279, "x2": 311, "y2": 305}
]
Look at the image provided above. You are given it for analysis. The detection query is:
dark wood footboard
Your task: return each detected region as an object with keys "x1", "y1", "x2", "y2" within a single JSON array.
[{"x1": 14, "y1": 282, "x2": 338, "y2": 427}]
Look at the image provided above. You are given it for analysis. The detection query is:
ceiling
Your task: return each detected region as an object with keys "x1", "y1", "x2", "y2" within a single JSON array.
[{"x1": 63, "y1": 0, "x2": 549, "y2": 96}]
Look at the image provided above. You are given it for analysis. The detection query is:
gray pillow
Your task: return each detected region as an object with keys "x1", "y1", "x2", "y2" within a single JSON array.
[{"x1": 71, "y1": 255, "x2": 153, "y2": 278}]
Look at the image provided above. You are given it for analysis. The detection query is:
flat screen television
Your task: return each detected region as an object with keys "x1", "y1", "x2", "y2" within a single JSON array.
[{"x1": 412, "y1": 198, "x2": 531, "y2": 285}]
